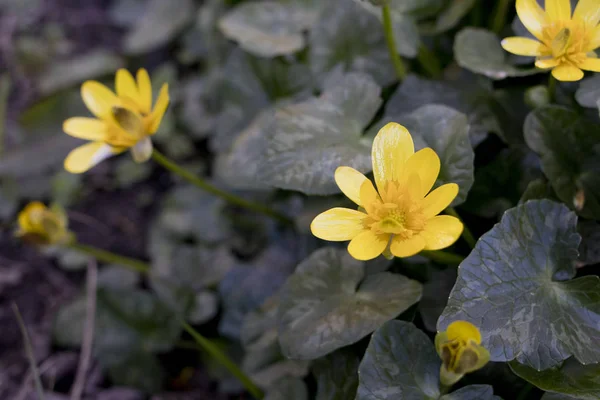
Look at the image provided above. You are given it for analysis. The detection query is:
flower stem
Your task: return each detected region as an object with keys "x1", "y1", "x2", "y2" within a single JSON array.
[
  {"x1": 490, "y1": 0, "x2": 511, "y2": 34},
  {"x1": 417, "y1": 45, "x2": 442, "y2": 78},
  {"x1": 548, "y1": 75, "x2": 557, "y2": 103},
  {"x1": 182, "y1": 322, "x2": 264, "y2": 399},
  {"x1": 420, "y1": 250, "x2": 464, "y2": 265},
  {"x1": 151, "y1": 149, "x2": 292, "y2": 226},
  {"x1": 446, "y1": 207, "x2": 476, "y2": 249},
  {"x1": 67, "y1": 242, "x2": 150, "y2": 273},
  {"x1": 382, "y1": 3, "x2": 407, "y2": 81}
]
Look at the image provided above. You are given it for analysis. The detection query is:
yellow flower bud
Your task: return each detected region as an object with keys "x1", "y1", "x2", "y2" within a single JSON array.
[
  {"x1": 16, "y1": 202, "x2": 74, "y2": 246},
  {"x1": 435, "y1": 320, "x2": 490, "y2": 386}
]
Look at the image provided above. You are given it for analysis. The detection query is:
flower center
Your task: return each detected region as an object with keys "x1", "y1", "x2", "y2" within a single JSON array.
[
  {"x1": 105, "y1": 106, "x2": 150, "y2": 147},
  {"x1": 541, "y1": 21, "x2": 589, "y2": 65}
]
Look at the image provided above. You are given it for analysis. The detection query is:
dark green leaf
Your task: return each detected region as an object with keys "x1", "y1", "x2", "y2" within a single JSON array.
[
  {"x1": 439, "y1": 200, "x2": 600, "y2": 370},
  {"x1": 577, "y1": 221, "x2": 600, "y2": 267},
  {"x1": 420, "y1": 0, "x2": 477, "y2": 34},
  {"x1": 440, "y1": 385, "x2": 502, "y2": 400},
  {"x1": 264, "y1": 377, "x2": 309, "y2": 400},
  {"x1": 313, "y1": 349, "x2": 359, "y2": 400},
  {"x1": 575, "y1": 75, "x2": 600, "y2": 109},
  {"x1": 370, "y1": 105, "x2": 474, "y2": 205},
  {"x1": 309, "y1": 0, "x2": 396, "y2": 86},
  {"x1": 356, "y1": 320, "x2": 442, "y2": 399},
  {"x1": 257, "y1": 73, "x2": 381, "y2": 195},
  {"x1": 107, "y1": 351, "x2": 165, "y2": 394},
  {"x1": 419, "y1": 267, "x2": 456, "y2": 332},
  {"x1": 278, "y1": 248, "x2": 422, "y2": 360},
  {"x1": 454, "y1": 28, "x2": 539, "y2": 79},
  {"x1": 510, "y1": 358, "x2": 600, "y2": 400},
  {"x1": 524, "y1": 106, "x2": 600, "y2": 219}
]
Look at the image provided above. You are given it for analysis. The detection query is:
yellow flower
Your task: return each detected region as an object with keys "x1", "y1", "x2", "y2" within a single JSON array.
[
  {"x1": 16, "y1": 202, "x2": 74, "y2": 246},
  {"x1": 435, "y1": 321, "x2": 490, "y2": 386},
  {"x1": 63, "y1": 68, "x2": 170, "y2": 173},
  {"x1": 310, "y1": 122, "x2": 463, "y2": 261},
  {"x1": 501, "y1": 0, "x2": 600, "y2": 81}
]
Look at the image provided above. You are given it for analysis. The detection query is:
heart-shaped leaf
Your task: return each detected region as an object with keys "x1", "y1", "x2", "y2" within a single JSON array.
[
  {"x1": 309, "y1": 0, "x2": 396, "y2": 86},
  {"x1": 524, "y1": 106, "x2": 600, "y2": 220},
  {"x1": 312, "y1": 349, "x2": 359, "y2": 400},
  {"x1": 369, "y1": 105, "x2": 474, "y2": 205},
  {"x1": 575, "y1": 75, "x2": 600, "y2": 109},
  {"x1": 256, "y1": 73, "x2": 381, "y2": 195},
  {"x1": 510, "y1": 358, "x2": 600, "y2": 400},
  {"x1": 356, "y1": 320, "x2": 500, "y2": 399},
  {"x1": 454, "y1": 28, "x2": 539, "y2": 79},
  {"x1": 277, "y1": 247, "x2": 422, "y2": 360},
  {"x1": 438, "y1": 200, "x2": 600, "y2": 370},
  {"x1": 218, "y1": 1, "x2": 318, "y2": 57},
  {"x1": 420, "y1": 0, "x2": 477, "y2": 34},
  {"x1": 265, "y1": 377, "x2": 309, "y2": 400}
]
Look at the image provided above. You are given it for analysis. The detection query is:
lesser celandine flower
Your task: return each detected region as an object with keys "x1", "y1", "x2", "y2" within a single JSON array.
[
  {"x1": 16, "y1": 202, "x2": 74, "y2": 246},
  {"x1": 501, "y1": 0, "x2": 600, "y2": 81},
  {"x1": 63, "y1": 68, "x2": 169, "y2": 173},
  {"x1": 435, "y1": 321, "x2": 490, "y2": 386},
  {"x1": 310, "y1": 122, "x2": 463, "y2": 261}
]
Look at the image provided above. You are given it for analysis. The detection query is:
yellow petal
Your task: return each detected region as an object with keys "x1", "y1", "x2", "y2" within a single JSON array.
[
  {"x1": 335, "y1": 166, "x2": 369, "y2": 206},
  {"x1": 359, "y1": 179, "x2": 381, "y2": 209},
  {"x1": 137, "y1": 69, "x2": 152, "y2": 114},
  {"x1": 64, "y1": 142, "x2": 117, "y2": 173},
  {"x1": 421, "y1": 215, "x2": 463, "y2": 250},
  {"x1": 81, "y1": 81, "x2": 119, "y2": 119},
  {"x1": 545, "y1": 0, "x2": 571, "y2": 21},
  {"x1": 589, "y1": 25, "x2": 600, "y2": 50},
  {"x1": 516, "y1": 0, "x2": 548, "y2": 40},
  {"x1": 551, "y1": 64, "x2": 584, "y2": 81},
  {"x1": 501, "y1": 37, "x2": 545, "y2": 56},
  {"x1": 422, "y1": 183, "x2": 459, "y2": 218},
  {"x1": 579, "y1": 57, "x2": 600, "y2": 72},
  {"x1": 347, "y1": 230, "x2": 389, "y2": 260},
  {"x1": 18, "y1": 202, "x2": 46, "y2": 231},
  {"x1": 131, "y1": 137, "x2": 153, "y2": 163},
  {"x1": 406, "y1": 173, "x2": 422, "y2": 203},
  {"x1": 149, "y1": 83, "x2": 169, "y2": 133},
  {"x1": 573, "y1": 0, "x2": 600, "y2": 28},
  {"x1": 116, "y1": 69, "x2": 140, "y2": 108},
  {"x1": 403, "y1": 148, "x2": 440, "y2": 197},
  {"x1": 535, "y1": 58, "x2": 560, "y2": 68},
  {"x1": 63, "y1": 117, "x2": 108, "y2": 141},
  {"x1": 390, "y1": 234, "x2": 425, "y2": 258},
  {"x1": 311, "y1": 208, "x2": 367, "y2": 241},
  {"x1": 447, "y1": 320, "x2": 482, "y2": 343},
  {"x1": 371, "y1": 122, "x2": 414, "y2": 193}
]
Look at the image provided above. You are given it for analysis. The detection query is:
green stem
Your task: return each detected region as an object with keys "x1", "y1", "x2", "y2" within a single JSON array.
[
  {"x1": 382, "y1": 4, "x2": 407, "y2": 81},
  {"x1": 491, "y1": 0, "x2": 512, "y2": 34},
  {"x1": 420, "y1": 250, "x2": 464, "y2": 265},
  {"x1": 182, "y1": 322, "x2": 263, "y2": 399},
  {"x1": 13, "y1": 303, "x2": 46, "y2": 400},
  {"x1": 417, "y1": 45, "x2": 442, "y2": 78},
  {"x1": 446, "y1": 207, "x2": 476, "y2": 249},
  {"x1": 67, "y1": 242, "x2": 150, "y2": 273},
  {"x1": 151, "y1": 149, "x2": 292, "y2": 226}
]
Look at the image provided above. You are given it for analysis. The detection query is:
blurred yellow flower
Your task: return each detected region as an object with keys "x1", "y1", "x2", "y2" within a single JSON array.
[
  {"x1": 16, "y1": 202, "x2": 74, "y2": 246},
  {"x1": 63, "y1": 68, "x2": 170, "y2": 173},
  {"x1": 435, "y1": 321, "x2": 490, "y2": 386},
  {"x1": 501, "y1": 0, "x2": 600, "y2": 81},
  {"x1": 310, "y1": 122, "x2": 463, "y2": 261}
]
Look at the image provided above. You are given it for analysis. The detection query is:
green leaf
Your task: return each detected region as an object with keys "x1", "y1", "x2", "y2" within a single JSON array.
[
  {"x1": 312, "y1": 349, "x2": 359, "y2": 400},
  {"x1": 510, "y1": 358, "x2": 600, "y2": 400},
  {"x1": 438, "y1": 200, "x2": 600, "y2": 370},
  {"x1": 97, "y1": 266, "x2": 140, "y2": 290},
  {"x1": 257, "y1": 73, "x2": 381, "y2": 195},
  {"x1": 218, "y1": 1, "x2": 318, "y2": 57},
  {"x1": 440, "y1": 385, "x2": 502, "y2": 400},
  {"x1": 542, "y1": 394, "x2": 580, "y2": 400},
  {"x1": 213, "y1": 50, "x2": 312, "y2": 152},
  {"x1": 278, "y1": 248, "x2": 422, "y2": 360},
  {"x1": 188, "y1": 290, "x2": 219, "y2": 324},
  {"x1": 419, "y1": 267, "x2": 457, "y2": 332},
  {"x1": 420, "y1": 0, "x2": 477, "y2": 34},
  {"x1": 356, "y1": 320, "x2": 442, "y2": 399},
  {"x1": 371, "y1": 105, "x2": 474, "y2": 206},
  {"x1": 37, "y1": 50, "x2": 124, "y2": 96},
  {"x1": 107, "y1": 351, "x2": 165, "y2": 394},
  {"x1": 575, "y1": 75, "x2": 600, "y2": 109},
  {"x1": 524, "y1": 106, "x2": 600, "y2": 219},
  {"x1": 309, "y1": 0, "x2": 396, "y2": 86},
  {"x1": 454, "y1": 28, "x2": 539, "y2": 79},
  {"x1": 123, "y1": 0, "x2": 195, "y2": 55},
  {"x1": 264, "y1": 377, "x2": 309, "y2": 400},
  {"x1": 577, "y1": 221, "x2": 600, "y2": 267}
]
